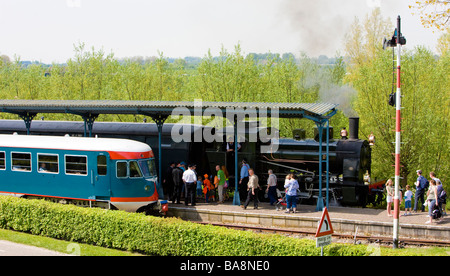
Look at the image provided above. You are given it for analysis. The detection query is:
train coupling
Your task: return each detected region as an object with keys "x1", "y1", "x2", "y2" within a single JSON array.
[
  {"x1": 142, "y1": 200, "x2": 168, "y2": 216},
  {"x1": 157, "y1": 199, "x2": 169, "y2": 216}
]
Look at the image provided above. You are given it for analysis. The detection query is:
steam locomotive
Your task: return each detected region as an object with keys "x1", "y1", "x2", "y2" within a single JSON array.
[{"x1": 0, "y1": 117, "x2": 371, "y2": 206}]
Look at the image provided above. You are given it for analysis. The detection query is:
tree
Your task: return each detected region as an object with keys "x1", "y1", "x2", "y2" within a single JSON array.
[
  {"x1": 410, "y1": 0, "x2": 450, "y2": 30},
  {"x1": 348, "y1": 46, "x2": 449, "y2": 187},
  {"x1": 344, "y1": 9, "x2": 449, "y2": 187},
  {"x1": 344, "y1": 8, "x2": 393, "y2": 67},
  {"x1": 196, "y1": 44, "x2": 260, "y2": 102},
  {"x1": 437, "y1": 27, "x2": 450, "y2": 54}
]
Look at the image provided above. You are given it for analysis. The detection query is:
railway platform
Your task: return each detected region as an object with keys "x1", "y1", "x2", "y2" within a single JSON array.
[{"x1": 167, "y1": 201, "x2": 450, "y2": 241}]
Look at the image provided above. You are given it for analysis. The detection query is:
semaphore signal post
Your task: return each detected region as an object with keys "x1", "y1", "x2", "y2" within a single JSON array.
[{"x1": 383, "y1": 15, "x2": 406, "y2": 249}]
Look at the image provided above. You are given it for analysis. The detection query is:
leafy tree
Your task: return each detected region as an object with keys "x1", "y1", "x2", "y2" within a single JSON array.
[
  {"x1": 344, "y1": 8, "x2": 393, "y2": 68},
  {"x1": 348, "y1": 46, "x2": 449, "y2": 187},
  {"x1": 437, "y1": 27, "x2": 450, "y2": 55},
  {"x1": 2, "y1": 36, "x2": 446, "y2": 189},
  {"x1": 344, "y1": 8, "x2": 449, "y2": 187},
  {"x1": 410, "y1": 0, "x2": 450, "y2": 30}
]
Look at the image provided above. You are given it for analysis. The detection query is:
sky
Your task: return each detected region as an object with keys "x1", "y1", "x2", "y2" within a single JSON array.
[{"x1": 0, "y1": 0, "x2": 443, "y2": 63}]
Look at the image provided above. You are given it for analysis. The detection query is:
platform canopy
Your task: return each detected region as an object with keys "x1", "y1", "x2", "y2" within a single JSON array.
[
  {"x1": 0, "y1": 99, "x2": 337, "y2": 120},
  {"x1": 0, "y1": 99, "x2": 338, "y2": 210}
]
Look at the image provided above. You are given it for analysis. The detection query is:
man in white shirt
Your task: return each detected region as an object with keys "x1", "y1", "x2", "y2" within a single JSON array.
[{"x1": 182, "y1": 164, "x2": 197, "y2": 206}]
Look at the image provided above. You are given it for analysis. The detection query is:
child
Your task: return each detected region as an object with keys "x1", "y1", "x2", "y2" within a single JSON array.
[
  {"x1": 202, "y1": 174, "x2": 213, "y2": 203},
  {"x1": 386, "y1": 179, "x2": 393, "y2": 216},
  {"x1": 403, "y1": 185, "x2": 413, "y2": 216},
  {"x1": 196, "y1": 175, "x2": 203, "y2": 199}
]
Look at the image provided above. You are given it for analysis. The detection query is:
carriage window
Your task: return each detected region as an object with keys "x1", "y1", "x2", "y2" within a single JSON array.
[
  {"x1": 38, "y1": 154, "x2": 59, "y2": 174},
  {"x1": 97, "y1": 155, "x2": 107, "y2": 176},
  {"x1": 138, "y1": 159, "x2": 157, "y2": 177},
  {"x1": 0, "y1": 152, "x2": 5, "y2": 170},
  {"x1": 12, "y1": 152, "x2": 31, "y2": 172},
  {"x1": 65, "y1": 155, "x2": 87, "y2": 175},
  {"x1": 116, "y1": 161, "x2": 127, "y2": 178},
  {"x1": 129, "y1": 161, "x2": 143, "y2": 178}
]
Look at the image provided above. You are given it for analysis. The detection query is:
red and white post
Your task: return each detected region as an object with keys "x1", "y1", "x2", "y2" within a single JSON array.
[{"x1": 393, "y1": 15, "x2": 402, "y2": 249}]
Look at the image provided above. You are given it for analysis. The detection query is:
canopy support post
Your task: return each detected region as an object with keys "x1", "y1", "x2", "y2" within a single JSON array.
[{"x1": 150, "y1": 114, "x2": 169, "y2": 199}]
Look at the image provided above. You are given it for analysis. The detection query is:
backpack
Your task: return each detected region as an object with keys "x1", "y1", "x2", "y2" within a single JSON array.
[
  {"x1": 423, "y1": 178, "x2": 429, "y2": 190},
  {"x1": 418, "y1": 176, "x2": 429, "y2": 190}
]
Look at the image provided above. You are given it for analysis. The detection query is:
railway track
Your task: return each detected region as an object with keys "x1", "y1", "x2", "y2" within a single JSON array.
[{"x1": 197, "y1": 221, "x2": 450, "y2": 248}]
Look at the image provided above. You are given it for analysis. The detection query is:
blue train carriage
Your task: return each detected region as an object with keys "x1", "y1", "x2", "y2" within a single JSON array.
[{"x1": 0, "y1": 134, "x2": 168, "y2": 215}]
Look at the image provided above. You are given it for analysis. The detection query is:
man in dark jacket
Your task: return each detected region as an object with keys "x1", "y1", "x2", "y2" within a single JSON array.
[
  {"x1": 163, "y1": 162, "x2": 175, "y2": 201},
  {"x1": 171, "y1": 162, "x2": 184, "y2": 204},
  {"x1": 414, "y1": 170, "x2": 428, "y2": 212}
]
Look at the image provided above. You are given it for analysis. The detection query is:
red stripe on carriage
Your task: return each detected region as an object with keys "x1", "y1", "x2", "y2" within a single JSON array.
[
  {"x1": 108, "y1": 151, "x2": 154, "y2": 160},
  {"x1": 110, "y1": 194, "x2": 159, "y2": 202}
]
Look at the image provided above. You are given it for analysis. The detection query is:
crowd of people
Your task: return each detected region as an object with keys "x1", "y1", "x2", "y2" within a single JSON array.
[
  {"x1": 162, "y1": 160, "x2": 448, "y2": 225},
  {"x1": 162, "y1": 161, "x2": 230, "y2": 206},
  {"x1": 161, "y1": 159, "x2": 301, "y2": 213},
  {"x1": 386, "y1": 170, "x2": 447, "y2": 224}
]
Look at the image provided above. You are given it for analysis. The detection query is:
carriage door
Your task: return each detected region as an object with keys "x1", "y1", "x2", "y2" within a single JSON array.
[{"x1": 93, "y1": 154, "x2": 111, "y2": 200}]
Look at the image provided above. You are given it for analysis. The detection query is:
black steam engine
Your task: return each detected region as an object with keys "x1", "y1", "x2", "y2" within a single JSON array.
[
  {"x1": 0, "y1": 117, "x2": 371, "y2": 207},
  {"x1": 257, "y1": 117, "x2": 371, "y2": 206}
]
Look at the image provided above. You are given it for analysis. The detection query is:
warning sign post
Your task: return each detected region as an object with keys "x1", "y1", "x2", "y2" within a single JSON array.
[{"x1": 315, "y1": 207, "x2": 334, "y2": 255}]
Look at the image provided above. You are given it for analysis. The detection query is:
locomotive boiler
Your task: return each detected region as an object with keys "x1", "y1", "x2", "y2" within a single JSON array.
[{"x1": 258, "y1": 117, "x2": 371, "y2": 206}]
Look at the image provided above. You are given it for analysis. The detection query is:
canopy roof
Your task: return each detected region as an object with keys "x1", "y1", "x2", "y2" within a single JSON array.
[{"x1": 0, "y1": 100, "x2": 337, "y2": 121}]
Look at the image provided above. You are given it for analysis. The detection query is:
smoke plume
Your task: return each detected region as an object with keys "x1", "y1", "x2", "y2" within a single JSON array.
[{"x1": 278, "y1": 0, "x2": 400, "y2": 57}]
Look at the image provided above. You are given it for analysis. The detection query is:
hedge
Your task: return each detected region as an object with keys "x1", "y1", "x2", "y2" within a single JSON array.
[{"x1": 0, "y1": 196, "x2": 371, "y2": 256}]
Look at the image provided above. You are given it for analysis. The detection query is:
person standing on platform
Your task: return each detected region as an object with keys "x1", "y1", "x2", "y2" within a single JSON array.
[
  {"x1": 202, "y1": 174, "x2": 213, "y2": 203},
  {"x1": 403, "y1": 185, "x2": 413, "y2": 216},
  {"x1": 266, "y1": 170, "x2": 277, "y2": 206},
  {"x1": 431, "y1": 171, "x2": 447, "y2": 216},
  {"x1": 216, "y1": 165, "x2": 226, "y2": 203},
  {"x1": 196, "y1": 175, "x2": 203, "y2": 199},
  {"x1": 221, "y1": 165, "x2": 230, "y2": 200},
  {"x1": 243, "y1": 168, "x2": 260, "y2": 210},
  {"x1": 171, "y1": 162, "x2": 184, "y2": 204},
  {"x1": 386, "y1": 179, "x2": 394, "y2": 217},
  {"x1": 284, "y1": 174, "x2": 299, "y2": 213},
  {"x1": 426, "y1": 179, "x2": 439, "y2": 224},
  {"x1": 182, "y1": 164, "x2": 197, "y2": 206},
  {"x1": 163, "y1": 162, "x2": 175, "y2": 201},
  {"x1": 239, "y1": 159, "x2": 250, "y2": 204},
  {"x1": 414, "y1": 170, "x2": 428, "y2": 213}
]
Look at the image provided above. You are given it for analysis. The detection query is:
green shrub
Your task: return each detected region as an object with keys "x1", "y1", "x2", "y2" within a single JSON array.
[{"x1": 0, "y1": 196, "x2": 371, "y2": 256}]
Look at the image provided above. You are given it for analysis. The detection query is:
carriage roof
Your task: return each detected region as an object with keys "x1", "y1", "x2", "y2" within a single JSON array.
[{"x1": 0, "y1": 134, "x2": 152, "y2": 153}]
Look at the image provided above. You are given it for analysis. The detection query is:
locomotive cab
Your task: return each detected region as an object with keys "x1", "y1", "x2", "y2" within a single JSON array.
[{"x1": 111, "y1": 157, "x2": 166, "y2": 214}]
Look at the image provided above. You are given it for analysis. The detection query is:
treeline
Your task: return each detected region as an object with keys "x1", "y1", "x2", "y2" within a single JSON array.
[
  {"x1": 0, "y1": 28, "x2": 448, "y2": 187},
  {"x1": 0, "y1": 43, "x2": 349, "y2": 139}
]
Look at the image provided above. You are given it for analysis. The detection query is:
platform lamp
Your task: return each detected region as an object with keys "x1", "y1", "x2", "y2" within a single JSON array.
[{"x1": 382, "y1": 16, "x2": 406, "y2": 249}]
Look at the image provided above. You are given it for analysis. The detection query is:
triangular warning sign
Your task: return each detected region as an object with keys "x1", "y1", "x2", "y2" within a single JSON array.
[{"x1": 315, "y1": 207, "x2": 334, "y2": 237}]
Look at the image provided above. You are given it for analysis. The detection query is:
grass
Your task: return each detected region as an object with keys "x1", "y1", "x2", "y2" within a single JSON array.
[
  {"x1": 0, "y1": 228, "x2": 142, "y2": 256},
  {"x1": 390, "y1": 246, "x2": 450, "y2": 256}
]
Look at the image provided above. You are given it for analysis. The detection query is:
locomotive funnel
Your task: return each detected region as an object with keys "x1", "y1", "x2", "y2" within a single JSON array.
[{"x1": 349, "y1": 117, "x2": 359, "y2": 140}]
